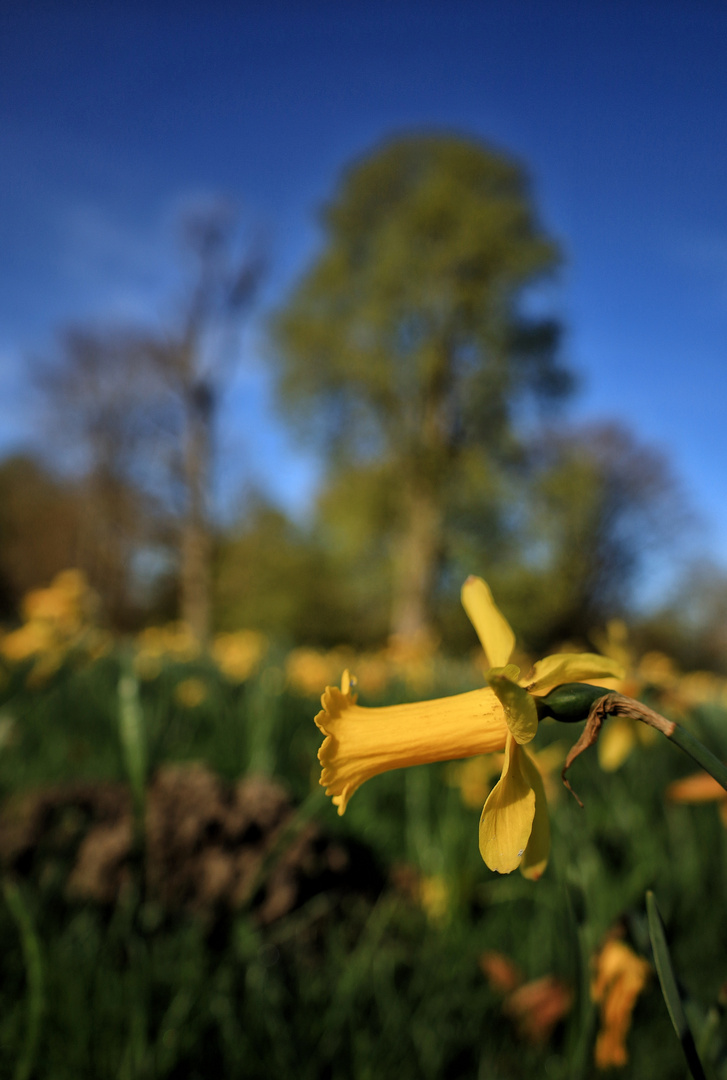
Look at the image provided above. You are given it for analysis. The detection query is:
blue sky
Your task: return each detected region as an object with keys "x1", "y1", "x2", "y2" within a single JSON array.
[{"x1": 2, "y1": 1, "x2": 727, "y2": 575}]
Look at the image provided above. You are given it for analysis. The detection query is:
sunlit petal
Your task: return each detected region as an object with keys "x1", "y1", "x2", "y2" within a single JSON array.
[
  {"x1": 488, "y1": 672, "x2": 539, "y2": 744},
  {"x1": 479, "y1": 734, "x2": 536, "y2": 873},
  {"x1": 519, "y1": 750, "x2": 550, "y2": 879},
  {"x1": 316, "y1": 679, "x2": 508, "y2": 814},
  {"x1": 598, "y1": 718, "x2": 636, "y2": 771},
  {"x1": 489, "y1": 663, "x2": 521, "y2": 682},
  {"x1": 527, "y1": 653, "x2": 625, "y2": 696},
  {"x1": 461, "y1": 576, "x2": 515, "y2": 669}
]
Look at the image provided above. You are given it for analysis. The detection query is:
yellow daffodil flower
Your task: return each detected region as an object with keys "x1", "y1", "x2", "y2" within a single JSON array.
[{"x1": 315, "y1": 576, "x2": 622, "y2": 878}]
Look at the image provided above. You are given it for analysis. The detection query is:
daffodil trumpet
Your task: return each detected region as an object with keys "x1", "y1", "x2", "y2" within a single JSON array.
[{"x1": 315, "y1": 576, "x2": 624, "y2": 879}]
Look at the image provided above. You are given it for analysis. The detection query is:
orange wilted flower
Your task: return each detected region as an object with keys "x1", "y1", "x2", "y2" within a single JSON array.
[
  {"x1": 480, "y1": 951, "x2": 573, "y2": 1044},
  {"x1": 667, "y1": 770, "x2": 727, "y2": 826},
  {"x1": 479, "y1": 951, "x2": 523, "y2": 994},
  {"x1": 591, "y1": 937, "x2": 651, "y2": 1069},
  {"x1": 504, "y1": 975, "x2": 574, "y2": 1045}
]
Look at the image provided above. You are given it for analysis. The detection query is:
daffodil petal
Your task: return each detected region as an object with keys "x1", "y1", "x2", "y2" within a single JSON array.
[
  {"x1": 489, "y1": 663, "x2": 521, "y2": 682},
  {"x1": 461, "y1": 576, "x2": 515, "y2": 669},
  {"x1": 597, "y1": 718, "x2": 636, "y2": 772},
  {"x1": 527, "y1": 653, "x2": 625, "y2": 696},
  {"x1": 479, "y1": 734, "x2": 536, "y2": 873},
  {"x1": 487, "y1": 672, "x2": 539, "y2": 744},
  {"x1": 519, "y1": 750, "x2": 550, "y2": 880},
  {"x1": 316, "y1": 681, "x2": 508, "y2": 814}
]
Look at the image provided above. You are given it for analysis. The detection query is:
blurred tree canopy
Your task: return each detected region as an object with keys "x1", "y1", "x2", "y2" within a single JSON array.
[
  {"x1": 272, "y1": 133, "x2": 572, "y2": 645},
  {"x1": 637, "y1": 559, "x2": 727, "y2": 674},
  {"x1": 213, "y1": 497, "x2": 350, "y2": 646},
  {"x1": 0, "y1": 141, "x2": 694, "y2": 657},
  {"x1": 496, "y1": 424, "x2": 686, "y2": 651}
]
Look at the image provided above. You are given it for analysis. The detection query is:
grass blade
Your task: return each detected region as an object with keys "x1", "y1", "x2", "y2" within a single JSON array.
[
  {"x1": 646, "y1": 890, "x2": 707, "y2": 1080},
  {"x1": 118, "y1": 658, "x2": 147, "y2": 836},
  {"x1": 4, "y1": 879, "x2": 44, "y2": 1080}
]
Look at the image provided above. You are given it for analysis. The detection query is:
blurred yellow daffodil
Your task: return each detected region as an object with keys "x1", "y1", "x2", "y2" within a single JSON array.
[
  {"x1": 597, "y1": 715, "x2": 657, "y2": 771},
  {"x1": 315, "y1": 576, "x2": 621, "y2": 878}
]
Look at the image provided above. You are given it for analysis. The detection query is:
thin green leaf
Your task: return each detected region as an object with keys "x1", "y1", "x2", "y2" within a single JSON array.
[
  {"x1": 668, "y1": 723, "x2": 727, "y2": 795},
  {"x1": 646, "y1": 890, "x2": 707, "y2": 1080},
  {"x1": 4, "y1": 879, "x2": 44, "y2": 1080}
]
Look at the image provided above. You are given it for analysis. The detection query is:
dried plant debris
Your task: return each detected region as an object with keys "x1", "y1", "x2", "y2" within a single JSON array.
[{"x1": 0, "y1": 765, "x2": 383, "y2": 924}]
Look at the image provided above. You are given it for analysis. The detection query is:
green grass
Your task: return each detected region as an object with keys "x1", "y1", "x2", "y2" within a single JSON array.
[{"x1": 1, "y1": 651, "x2": 727, "y2": 1078}]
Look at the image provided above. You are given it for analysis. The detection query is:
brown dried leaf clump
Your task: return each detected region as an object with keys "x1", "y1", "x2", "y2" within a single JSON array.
[{"x1": 0, "y1": 765, "x2": 382, "y2": 924}]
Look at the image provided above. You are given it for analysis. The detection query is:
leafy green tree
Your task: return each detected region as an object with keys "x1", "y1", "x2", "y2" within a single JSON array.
[
  {"x1": 273, "y1": 134, "x2": 571, "y2": 644},
  {"x1": 502, "y1": 424, "x2": 685, "y2": 650},
  {"x1": 636, "y1": 558, "x2": 727, "y2": 674},
  {"x1": 0, "y1": 456, "x2": 80, "y2": 620},
  {"x1": 0, "y1": 454, "x2": 157, "y2": 628},
  {"x1": 214, "y1": 497, "x2": 355, "y2": 646}
]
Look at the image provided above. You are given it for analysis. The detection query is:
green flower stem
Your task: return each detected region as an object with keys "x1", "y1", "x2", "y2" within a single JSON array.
[
  {"x1": 667, "y1": 722, "x2": 727, "y2": 794},
  {"x1": 118, "y1": 656, "x2": 147, "y2": 870}
]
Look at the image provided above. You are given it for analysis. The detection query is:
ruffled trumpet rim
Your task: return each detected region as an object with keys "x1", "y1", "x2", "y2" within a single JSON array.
[{"x1": 315, "y1": 678, "x2": 509, "y2": 815}]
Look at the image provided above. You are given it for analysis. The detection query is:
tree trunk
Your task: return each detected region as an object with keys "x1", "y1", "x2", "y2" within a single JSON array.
[
  {"x1": 180, "y1": 381, "x2": 214, "y2": 643},
  {"x1": 389, "y1": 484, "x2": 442, "y2": 649}
]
